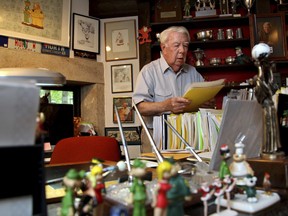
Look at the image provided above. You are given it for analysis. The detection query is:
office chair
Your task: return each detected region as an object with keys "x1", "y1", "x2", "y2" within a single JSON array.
[{"x1": 49, "y1": 136, "x2": 121, "y2": 164}]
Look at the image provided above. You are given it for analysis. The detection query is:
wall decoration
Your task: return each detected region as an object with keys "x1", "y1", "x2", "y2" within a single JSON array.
[
  {"x1": 105, "y1": 127, "x2": 141, "y2": 145},
  {"x1": 111, "y1": 64, "x2": 133, "y2": 93},
  {"x1": 251, "y1": 13, "x2": 287, "y2": 60},
  {"x1": 105, "y1": 19, "x2": 137, "y2": 61},
  {"x1": 0, "y1": 0, "x2": 70, "y2": 47},
  {"x1": 113, "y1": 97, "x2": 134, "y2": 123},
  {"x1": 73, "y1": 13, "x2": 100, "y2": 54}
]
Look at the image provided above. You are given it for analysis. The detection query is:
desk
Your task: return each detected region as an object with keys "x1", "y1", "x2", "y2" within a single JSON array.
[{"x1": 45, "y1": 161, "x2": 287, "y2": 216}]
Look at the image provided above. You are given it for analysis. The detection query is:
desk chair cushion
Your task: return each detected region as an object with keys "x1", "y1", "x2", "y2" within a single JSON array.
[{"x1": 49, "y1": 136, "x2": 121, "y2": 164}]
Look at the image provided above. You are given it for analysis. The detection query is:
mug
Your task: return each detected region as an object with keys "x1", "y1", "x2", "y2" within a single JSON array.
[
  {"x1": 236, "y1": 28, "x2": 243, "y2": 39},
  {"x1": 217, "y1": 29, "x2": 225, "y2": 40},
  {"x1": 226, "y1": 29, "x2": 234, "y2": 39}
]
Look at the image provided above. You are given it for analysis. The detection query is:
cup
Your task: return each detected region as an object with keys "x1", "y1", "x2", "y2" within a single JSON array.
[
  {"x1": 217, "y1": 29, "x2": 225, "y2": 40},
  {"x1": 226, "y1": 29, "x2": 234, "y2": 39},
  {"x1": 236, "y1": 28, "x2": 243, "y2": 39}
]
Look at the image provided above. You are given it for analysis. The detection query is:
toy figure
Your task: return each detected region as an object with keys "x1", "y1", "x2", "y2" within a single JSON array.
[
  {"x1": 199, "y1": 181, "x2": 214, "y2": 216},
  {"x1": 263, "y1": 172, "x2": 272, "y2": 195},
  {"x1": 183, "y1": 0, "x2": 192, "y2": 19},
  {"x1": 219, "y1": 144, "x2": 231, "y2": 180},
  {"x1": 166, "y1": 158, "x2": 191, "y2": 216},
  {"x1": 138, "y1": 26, "x2": 152, "y2": 45},
  {"x1": 234, "y1": 47, "x2": 252, "y2": 65},
  {"x1": 212, "y1": 177, "x2": 225, "y2": 214},
  {"x1": 229, "y1": 137, "x2": 254, "y2": 186},
  {"x1": 152, "y1": 160, "x2": 172, "y2": 216},
  {"x1": 89, "y1": 165, "x2": 106, "y2": 216},
  {"x1": 129, "y1": 159, "x2": 147, "y2": 216},
  {"x1": 222, "y1": 175, "x2": 236, "y2": 211},
  {"x1": 30, "y1": 2, "x2": 44, "y2": 29},
  {"x1": 243, "y1": 174, "x2": 258, "y2": 203},
  {"x1": 23, "y1": 0, "x2": 31, "y2": 24},
  {"x1": 78, "y1": 173, "x2": 97, "y2": 216},
  {"x1": 60, "y1": 169, "x2": 83, "y2": 216}
]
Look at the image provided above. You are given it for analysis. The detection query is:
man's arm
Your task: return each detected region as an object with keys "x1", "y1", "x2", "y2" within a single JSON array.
[{"x1": 136, "y1": 97, "x2": 191, "y2": 116}]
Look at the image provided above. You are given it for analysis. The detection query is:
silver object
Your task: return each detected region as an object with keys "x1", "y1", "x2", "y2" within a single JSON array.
[
  {"x1": 244, "y1": 0, "x2": 255, "y2": 15},
  {"x1": 193, "y1": 48, "x2": 205, "y2": 66},
  {"x1": 236, "y1": 28, "x2": 243, "y2": 39},
  {"x1": 217, "y1": 29, "x2": 225, "y2": 40},
  {"x1": 226, "y1": 29, "x2": 234, "y2": 39},
  {"x1": 225, "y1": 56, "x2": 235, "y2": 64},
  {"x1": 209, "y1": 57, "x2": 221, "y2": 65},
  {"x1": 196, "y1": 30, "x2": 213, "y2": 41}
]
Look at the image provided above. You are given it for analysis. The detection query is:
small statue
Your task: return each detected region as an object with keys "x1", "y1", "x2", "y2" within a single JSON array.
[
  {"x1": 152, "y1": 160, "x2": 172, "y2": 216},
  {"x1": 243, "y1": 174, "x2": 258, "y2": 203},
  {"x1": 199, "y1": 181, "x2": 214, "y2": 216},
  {"x1": 263, "y1": 172, "x2": 272, "y2": 195},
  {"x1": 222, "y1": 175, "x2": 237, "y2": 212},
  {"x1": 129, "y1": 159, "x2": 147, "y2": 216},
  {"x1": 60, "y1": 169, "x2": 83, "y2": 216},
  {"x1": 219, "y1": 144, "x2": 231, "y2": 180},
  {"x1": 229, "y1": 136, "x2": 254, "y2": 186},
  {"x1": 235, "y1": 47, "x2": 252, "y2": 65},
  {"x1": 212, "y1": 177, "x2": 225, "y2": 214},
  {"x1": 138, "y1": 26, "x2": 152, "y2": 45},
  {"x1": 183, "y1": 0, "x2": 192, "y2": 19},
  {"x1": 167, "y1": 158, "x2": 192, "y2": 216}
]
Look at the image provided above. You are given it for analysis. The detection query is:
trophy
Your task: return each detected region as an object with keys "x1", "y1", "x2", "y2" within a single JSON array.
[
  {"x1": 244, "y1": 0, "x2": 255, "y2": 15},
  {"x1": 195, "y1": 0, "x2": 216, "y2": 17},
  {"x1": 193, "y1": 48, "x2": 205, "y2": 66}
]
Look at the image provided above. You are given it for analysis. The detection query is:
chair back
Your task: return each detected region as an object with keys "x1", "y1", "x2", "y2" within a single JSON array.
[{"x1": 49, "y1": 136, "x2": 121, "y2": 164}]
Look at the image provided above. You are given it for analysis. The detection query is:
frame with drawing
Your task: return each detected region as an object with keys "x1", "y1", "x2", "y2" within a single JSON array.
[
  {"x1": 111, "y1": 64, "x2": 133, "y2": 93},
  {"x1": 0, "y1": 0, "x2": 70, "y2": 47},
  {"x1": 251, "y1": 13, "x2": 287, "y2": 60},
  {"x1": 113, "y1": 97, "x2": 134, "y2": 123},
  {"x1": 73, "y1": 13, "x2": 100, "y2": 54},
  {"x1": 105, "y1": 19, "x2": 137, "y2": 61},
  {"x1": 105, "y1": 127, "x2": 141, "y2": 145}
]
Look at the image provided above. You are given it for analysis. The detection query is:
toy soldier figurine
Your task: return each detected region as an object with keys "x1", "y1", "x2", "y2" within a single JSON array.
[{"x1": 219, "y1": 144, "x2": 231, "y2": 180}]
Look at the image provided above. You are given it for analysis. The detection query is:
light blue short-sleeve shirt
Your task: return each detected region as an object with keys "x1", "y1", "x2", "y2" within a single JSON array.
[{"x1": 133, "y1": 56, "x2": 204, "y2": 128}]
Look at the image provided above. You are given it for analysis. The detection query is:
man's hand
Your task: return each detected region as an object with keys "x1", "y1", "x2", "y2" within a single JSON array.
[
  {"x1": 200, "y1": 98, "x2": 216, "y2": 109},
  {"x1": 164, "y1": 97, "x2": 191, "y2": 114}
]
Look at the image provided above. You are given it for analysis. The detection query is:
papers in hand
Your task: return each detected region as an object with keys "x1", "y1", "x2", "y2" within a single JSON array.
[{"x1": 183, "y1": 79, "x2": 225, "y2": 112}]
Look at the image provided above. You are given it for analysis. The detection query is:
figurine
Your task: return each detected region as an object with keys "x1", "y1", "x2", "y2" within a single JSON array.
[
  {"x1": 138, "y1": 26, "x2": 152, "y2": 45},
  {"x1": 60, "y1": 169, "x2": 83, "y2": 216},
  {"x1": 129, "y1": 159, "x2": 147, "y2": 216},
  {"x1": 219, "y1": 144, "x2": 231, "y2": 180},
  {"x1": 89, "y1": 165, "x2": 106, "y2": 216},
  {"x1": 229, "y1": 136, "x2": 254, "y2": 186},
  {"x1": 263, "y1": 172, "x2": 272, "y2": 195},
  {"x1": 222, "y1": 175, "x2": 237, "y2": 211},
  {"x1": 78, "y1": 173, "x2": 97, "y2": 216},
  {"x1": 212, "y1": 177, "x2": 225, "y2": 214},
  {"x1": 235, "y1": 47, "x2": 252, "y2": 65},
  {"x1": 166, "y1": 158, "x2": 192, "y2": 216},
  {"x1": 243, "y1": 174, "x2": 258, "y2": 203},
  {"x1": 152, "y1": 160, "x2": 172, "y2": 216},
  {"x1": 183, "y1": 0, "x2": 192, "y2": 19},
  {"x1": 199, "y1": 181, "x2": 214, "y2": 216}
]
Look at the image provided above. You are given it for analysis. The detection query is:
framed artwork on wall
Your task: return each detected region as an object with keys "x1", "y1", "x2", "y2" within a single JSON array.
[
  {"x1": 0, "y1": 0, "x2": 71, "y2": 47},
  {"x1": 251, "y1": 13, "x2": 287, "y2": 60},
  {"x1": 111, "y1": 64, "x2": 133, "y2": 93},
  {"x1": 105, "y1": 19, "x2": 137, "y2": 61},
  {"x1": 105, "y1": 127, "x2": 141, "y2": 145},
  {"x1": 113, "y1": 97, "x2": 134, "y2": 124},
  {"x1": 73, "y1": 13, "x2": 100, "y2": 54}
]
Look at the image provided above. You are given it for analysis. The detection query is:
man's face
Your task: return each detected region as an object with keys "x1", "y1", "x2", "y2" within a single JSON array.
[
  {"x1": 263, "y1": 23, "x2": 271, "y2": 34},
  {"x1": 161, "y1": 31, "x2": 189, "y2": 73}
]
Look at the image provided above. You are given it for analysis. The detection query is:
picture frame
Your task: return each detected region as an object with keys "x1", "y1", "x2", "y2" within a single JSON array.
[
  {"x1": 111, "y1": 64, "x2": 133, "y2": 93},
  {"x1": 105, "y1": 19, "x2": 138, "y2": 61},
  {"x1": 251, "y1": 13, "x2": 287, "y2": 60},
  {"x1": 0, "y1": 0, "x2": 70, "y2": 47},
  {"x1": 113, "y1": 97, "x2": 134, "y2": 124},
  {"x1": 105, "y1": 127, "x2": 141, "y2": 145},
  {"x1": 73, "y1": 13, "x2": 100, "y2": 54}
]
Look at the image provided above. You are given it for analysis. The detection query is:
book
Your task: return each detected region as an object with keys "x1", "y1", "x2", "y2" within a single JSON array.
[{"x1": 183, "y1": 79, "x2": 225, "y2": 112}]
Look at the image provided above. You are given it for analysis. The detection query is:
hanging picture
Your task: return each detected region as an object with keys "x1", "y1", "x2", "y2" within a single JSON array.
[
  {"x1": 111, "y1": 64, "x2": 133, "y2": 93},
  {"x1": 113, "y1": 97, "x2": 134, "y2": 123}
]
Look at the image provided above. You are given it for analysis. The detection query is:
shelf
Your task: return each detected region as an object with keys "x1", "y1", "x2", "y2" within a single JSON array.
[{"x1": 195, "y1": 63, "x2": 256, "y2": 72}]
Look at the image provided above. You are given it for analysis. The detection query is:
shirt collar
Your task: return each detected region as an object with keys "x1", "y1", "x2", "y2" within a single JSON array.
[{"x1": 160, "y1": 55, "x2": 188, "y2": 74}]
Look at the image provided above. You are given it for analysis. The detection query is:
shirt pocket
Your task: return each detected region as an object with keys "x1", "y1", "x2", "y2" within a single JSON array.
[{"x1": 154, "y1": 90, "x2": 172, "y2": 102}]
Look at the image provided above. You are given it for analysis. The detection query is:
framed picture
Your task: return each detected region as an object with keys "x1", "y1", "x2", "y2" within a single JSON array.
[
  {"x1": 0, "y1": 0, "x2": 70, "y2": 47},
  {"x1": 111, "y1": 64, "x2": 133, "y2": 93},
  {"x1": 73, "y1": 13, "x2": 100, "y2": 54},
  {"x1": 105, "y1": 19, "x2": 138, "y2": 61},
  {"x1": 105, "y1": 127, "x2": 141, "y2": 145},
  {"x1": 113, "y1": 97, "x2": 134, "y2": 123},
  {"x1": 251, "y1": 13, "x2": 287, "y2": 60}
]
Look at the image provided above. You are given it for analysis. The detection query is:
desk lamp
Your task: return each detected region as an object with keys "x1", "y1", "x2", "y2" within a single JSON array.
[{"x1": 0, "y1": 67, "x2": 66, "y2": 86}]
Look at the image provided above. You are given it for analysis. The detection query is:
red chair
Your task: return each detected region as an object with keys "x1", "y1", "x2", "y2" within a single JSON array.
[{"x1": 49, "y1": 136, "x2": 121, "y2": 164}]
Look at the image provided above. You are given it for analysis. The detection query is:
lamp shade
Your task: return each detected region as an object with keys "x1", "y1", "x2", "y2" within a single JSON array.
[{"x1": 0, "y1": 68, "x2": 66, "y2": 86}]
